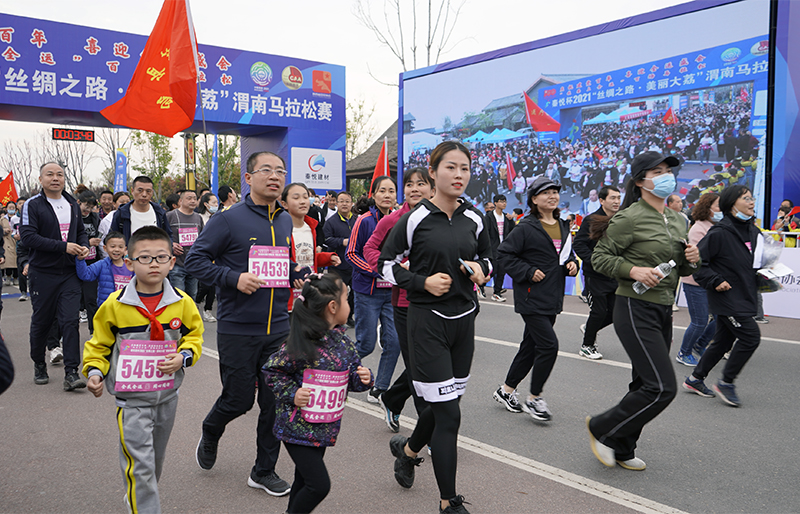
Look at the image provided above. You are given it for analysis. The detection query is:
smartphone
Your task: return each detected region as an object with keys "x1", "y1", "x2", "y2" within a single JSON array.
[
  {"x1": 679, "y1": 239, "x2": 688, "y2": 250},
  {"x1": 458, "y1": 258, "x2": 475, "y2": 276}
]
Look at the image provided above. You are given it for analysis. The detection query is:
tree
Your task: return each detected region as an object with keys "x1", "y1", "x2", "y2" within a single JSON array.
[
  {"x1": 196, "y1": 134, "x2": 241, "y2": 190},
  {"x1": 95, "y1": 127, "x2": 132, "y2": 189},
  {"x1": 346, "y1": 98, "x2": 377, "y2": 161},
  {"x1": 130, "y1": 130, "x2": 176, "y2": 200},
  {"x1": 354, "y1": 0, "x2": 466, "y2": 82},
  {"x1": 0, "y1": 139, "x2": 39, "y2": 196}
]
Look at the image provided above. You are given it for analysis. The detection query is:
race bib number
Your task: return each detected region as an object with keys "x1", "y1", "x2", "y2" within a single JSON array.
[
  {"x1": 376, "y1": 278, "x2": 392, "y2": 288},
  {"x1": 301, "y1": 368, "x2": 348, "y2": 423},
  {"x1": 114, "y1": 340, "x2": 177, "y2": 393},
  {"x1": 248, "y1": 246, "x2": 290, "y2": 288},
  {"x1": 179, "y1": 227, "x2": 198, "y2": 246},
  {"x1": 553, "y1": 240, "x2": 562, "y2": 252},
  {"x1": 114, "y1": 274, "x2": 131, "y2": 290},
  {"x1": 87, "y1": 246, "x2": 96, "y2": 260},
  {"x1": 59, "y1": 222, "x2": 69, "y2": 242}
]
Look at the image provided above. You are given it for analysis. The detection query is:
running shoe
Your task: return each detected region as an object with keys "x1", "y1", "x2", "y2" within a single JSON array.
[
  {"x1": 49, "y1": 346, "x2": 64, "y2": 364},
  {"x1": 18, "y1": 292, "x2": 27, "y2": 301},
  {"x1": 389, "y1": 435, "x2": 423, "y2": 489},
  {"x1": 754, "y1": 316, "x2": 769, "y2": 324},
  {"x1": 521, "y1": 396, "x2": 552, "y2": 421},
  {"x1": 586, "y1": 416, "x2": 615, "y2": 467},
  {"x1": 714, "y1": 382, "x2": 741, "y2": 407},
  {"x1": 440, "y1": 495, "x2": 471, "y2": 513},
  {"x1": 675, "y1": 351, "x2": 698, "y2": 367},
  {"x1": 617, "y1": 457, "x2": 646, "y2": 471},
  {"x1": 493, "y1": 386, "x2": 522, "y2": 413},
  {"x1": 579, "y1": 345, "x2": 603, "y2": 360},
  {"x1": 63, "y1": 370, "x2": 86, "y2": 391},
  {"x1": 367, "y1": 387, "x2": 384, "y2": 404},
  {"x1": 196, "y1": 434, "x2": 219, "y2": 470},
  {"x1": 79, "y1": 310, "x2": 88, "y2": 323},
  {"x1": 491, "y1": 294, "x2": 506, "y2": 302},
  {"x1": 379, "y1": 394, "x2": 400, "y2": 432},
  {"x1": 477, "y1": 289, "x2": 486, "y2": 299},
  {"x1": 247, "y1": 469, "x2": 290, "y2": 496},
  {"x1": 682, "y1": 376, "x2": 715, "y2": 398},
  {"x1": 34, "y1": 362, "x2": 49, "y2": 385},
  {"x1": 672, "y1": 304, "x2": 679, "y2": 312},
  {"x1": 203, "y1": 310, "x2": 216, "y2": 322}
]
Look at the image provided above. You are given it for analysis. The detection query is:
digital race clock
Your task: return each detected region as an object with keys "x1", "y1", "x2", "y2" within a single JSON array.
[{"x1": 52, "y1": 128, "x2": 95, "y2": 142}]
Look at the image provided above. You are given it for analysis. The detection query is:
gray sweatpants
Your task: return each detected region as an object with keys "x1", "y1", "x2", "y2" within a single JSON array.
[{"x1": 116, "y1": 395, "x2": 178, "y2": 514}]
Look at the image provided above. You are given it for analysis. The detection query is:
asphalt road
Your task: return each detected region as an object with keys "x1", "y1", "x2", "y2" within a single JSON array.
[{"x1": 1, "y1": 285, "x2": 797, "y2": 514}]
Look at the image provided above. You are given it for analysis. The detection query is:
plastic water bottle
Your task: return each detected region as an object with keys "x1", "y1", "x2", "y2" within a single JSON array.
[{"x1": 632, "y1": 260, "x2": 677, "y2": 295}]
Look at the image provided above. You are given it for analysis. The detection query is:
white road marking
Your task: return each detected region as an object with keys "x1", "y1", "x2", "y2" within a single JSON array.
[{"x1": 346, "y1": 399, "x2": 688, "y2": 514}]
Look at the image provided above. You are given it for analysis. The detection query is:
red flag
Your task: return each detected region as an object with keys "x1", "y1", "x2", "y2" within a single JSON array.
[
  {"x1": 505, "y1": 153, "x2": 516, "y2": 190},
  {"x1": 662, "y1": 107, "x2": 678, "y2": 125},
  {"x1": 789, "y1": 206, "x2": 800, "y2": 217},
  {"x1": 369, "y1": 138, "x2": 389, "y2": 198},
  {"x1": 101, "y1": 0, "x2": 199, "y2": 137},
  {"x1": 0, "y1": 172, "x2": 19, "y2": 205},
  {"x1": 523, "y1": 91, "x2": 560, "y2": 132},
  {"x1": 679, "y1": 187, "x2": 689, "y2": 195}
]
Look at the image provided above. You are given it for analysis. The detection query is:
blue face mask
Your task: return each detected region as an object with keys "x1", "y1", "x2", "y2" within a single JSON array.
[
  {"x1": 643, "y1": 173, "x2": 676, "y2": 199},
  {"x1": 711, "y1": 211, "x2": 724, "y2": 223},
  {"x1": 733, "y1": 208, "x2": 752, "y2": 221},
  {"x1": 208, "y1": 205, "x2": 218, "y2": 214}
]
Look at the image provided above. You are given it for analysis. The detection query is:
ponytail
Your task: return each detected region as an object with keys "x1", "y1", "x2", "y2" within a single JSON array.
[{"x1": 286, "y1": 274, "x2": 345, "y2": 361}]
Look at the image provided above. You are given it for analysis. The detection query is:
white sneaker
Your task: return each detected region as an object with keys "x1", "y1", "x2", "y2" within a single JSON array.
[
  {"x1": 79, "y1": 310, "x2": 88, "y2": 323},
  {"x1": 521, "y1": 396, "x2": 552, "y2": 421},
  {"x1": 579, "y1": 323, "x2": 586, "y2": 334},
  {"x1": 617, "y1": 457, "x2": 646, "y2": 471},
  {"x1": 491, "y1": 294, "x2": 506, "y2": 302},
  {"x1": 49, "y1": 346, "x2": 64, "y2": 364},
  {"x1": 477, "y1": 289, "x2": 486, "y2": 299},
  {"x1": 672, "y1": 304, "x2": 679, "y2": 312},
  {"x1": 587, "y1": 416, "x2": 615, "y2": 467},
  {"x1": 203, "y1": 310, "x2": 216, "y2": 322},
  {"x1": 579, "y1": 345, "x2": 603, "y2": 360}
]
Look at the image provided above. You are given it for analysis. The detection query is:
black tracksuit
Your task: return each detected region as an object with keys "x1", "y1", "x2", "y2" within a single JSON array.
[
  {"x1": 574, "y1": 208, "x2": 617, "y2": 348},
  {"x1": 692, "y1": 215, "x2": 761, "y2": 384},
  {"x1": 485, "y1": 210, "x2": 515, "y2": 295},
  {"x1": 498, "y1": 215, "x2": 577, "y2": 396},
  {"x1": 20, "y1": 192, "x2": 87, "y2": 374}
]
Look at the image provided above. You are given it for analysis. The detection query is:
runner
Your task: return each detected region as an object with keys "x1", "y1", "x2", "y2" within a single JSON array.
[
  {"x1": 166, "y1": 189, "x2": 204, "y2": 300},
  {"x1": 493, "y1": 176, "x2": 578, "y2": 421},
  {"x1": 587, "y1": 151, "x2": 700, "y2": 470},
  {"x1": 345, "y1": 176, "x2": 400, "y2": 403},
  {"x1": 264, "y1": 273, "x2": 373, "y2": 514},
  {"x1": 683, "y1": 185, "x2": 762, "y2": 407},
  {"x1": 379, "y1": 141, "x2": 492, "y2": 514},
  {"x1": 185, "y1": 151, "x2": 310, "y2": 497},
  {"x1": 364, "y1": 167, "x2": 435, "y2": 432},
  {"x1": 323, "y1": 191, "x2": 357, "y2": 327}
]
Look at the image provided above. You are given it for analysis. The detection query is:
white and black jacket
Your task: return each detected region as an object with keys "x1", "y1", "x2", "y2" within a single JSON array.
[{"x1": 378, "y1": 199, "x2": 493, "y2": 316}]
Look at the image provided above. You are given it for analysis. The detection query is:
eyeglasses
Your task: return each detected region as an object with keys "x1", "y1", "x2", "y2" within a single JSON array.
[
  {"x1": 249, "y1": 166, "x2": 287, "y2": 177},
  {"x1": 742, "y1": 196, "x2": 756, "y2": 203},
  {"x1": 130, "y1": 254, "x2": 171, "y2": 264}
]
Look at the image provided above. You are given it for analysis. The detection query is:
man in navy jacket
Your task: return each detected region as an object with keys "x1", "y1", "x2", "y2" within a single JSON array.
[
  {"x1": 20, "y1": 162, "x2": 89, "y2": 391},
  {"x1": 109, "y1": 175, "x2": 172, "y2": 242},
  {"x1": 185, "y1": 151, "x2": 310, "y2": 496}
]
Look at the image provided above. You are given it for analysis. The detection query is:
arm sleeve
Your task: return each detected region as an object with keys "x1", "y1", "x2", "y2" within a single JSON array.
[
  {"x1": 345, "y1": 215, "x2": 381, "y2": 278},
  {"x1": 75, "y1": 206, "x2": 88, "y2": 247},
  {"x1": 263, "y1": 345, "x2": 301, "y2": 405},
  {"x1": 184, "y1": 215, "x2": 240, "y2": 290},
  {"x1": 378, "y1": 213, "x2": 428, "y2": 293},
  {"x1": 345, "y1": 337, "x2": 372, "y2": 392},
  {"x1": 81, "y1": 299, "x2": 117, "y2": 378},
  {"x1": 363, "y1": 216, "x2": 393, "y2": 270},
  {"x1": 20, "y1": 201, "x2": 68, "y2": 254},
  {"x1": 474, "y1": 215, "x2": 494, "y2": 277},
  {"x1": 693, "y1": 233, "x2": 725, "y2": 290},
  {"x1": 76, "y1": 258, "x2": 104, "y2": 282},
  {"x1": 314, "y1": 251, "x2": 335, "y2": 270},
  {"x1": 176, "y1": 296, "x2": 204, "y2": 364},
  {"x1": 323, "y1": 219, "x2": 344, "y2": 251},
  {"x1": 572, "y1": 215, "x2": 593, "y2": 263},
  {"x1": 591, "y1": 212, "x2": 636, "y2": 280},
  {"x1": 497, "y1": 226, "x2": 537, "y2": 283}
]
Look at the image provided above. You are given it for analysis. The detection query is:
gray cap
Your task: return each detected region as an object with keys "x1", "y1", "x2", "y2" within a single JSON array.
[{"x1": 528, "y1": 176, "x2": 561, "y2": 197}]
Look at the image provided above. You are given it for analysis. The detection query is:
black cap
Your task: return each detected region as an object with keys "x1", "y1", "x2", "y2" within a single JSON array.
[
  {"x1": 528, "y1": 176, "x2": 561, "y2": 197},
  {"x1": 631, "y1": 151, "x2": 680, "y2": 180}
]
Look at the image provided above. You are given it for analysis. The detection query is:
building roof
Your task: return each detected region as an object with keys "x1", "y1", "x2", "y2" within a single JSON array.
[
  {"x1": 483, "y1": 93, "x2": 523, "y2": 111},
  {"x1": 346, "y1": 120, "x2": 398, "y2": 178}
]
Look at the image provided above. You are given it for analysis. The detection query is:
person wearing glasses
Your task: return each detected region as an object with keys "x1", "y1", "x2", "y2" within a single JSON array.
[
  {"x1": 185, "y1": 151, "x2": 312, "y2": 497},
  {"x1": 587, "y1": 151, "x2": 700, "y2": 471},
  {"x1": 110, "y1": 175, "x2": 173, "y2": 243},
  {"x1": 683, "y1": 185, "x2": 763, "y2": 408}
]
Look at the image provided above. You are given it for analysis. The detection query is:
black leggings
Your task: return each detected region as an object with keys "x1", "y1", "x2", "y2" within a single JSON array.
[
  {"x1": 407, "y1": 399, "x2": 461, "y2": 500},
  {"x1": 284, "y1": 443, "x2": 329, "y2": 514},
  {"x1": 195, "y1": 282, "x2": 214, "y2": 311},
  {"x1": 381, "y1": 306, "x2": 425, "y2": 416}
]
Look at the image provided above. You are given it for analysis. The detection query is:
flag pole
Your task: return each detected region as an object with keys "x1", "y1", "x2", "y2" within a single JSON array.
[{"x1": 198, "y1": 80, "x2": 212, "y2": 186}]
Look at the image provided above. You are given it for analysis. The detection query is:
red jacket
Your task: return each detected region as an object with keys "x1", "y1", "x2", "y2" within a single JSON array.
[{"x1": 288, "y1": 215, "x2": 335, "y2": 312}]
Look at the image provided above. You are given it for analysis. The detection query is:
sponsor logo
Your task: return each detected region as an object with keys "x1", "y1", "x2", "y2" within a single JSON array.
[
  {"x1": 438, "y1": 384, "x2": 455, "y2": 395},
  {"x1": 169, "y1": 318, "x2": 181, "y2": 330},
  {"x1": 751, "y1": 40, "x2": 769, "y2": 57},
  {"x1": 312, "y1": 70, "x2": 331, "y2": 94},
  {"x1": 721, "y1": 47, "x2": 741, "y2": 64},
  {"x1": 282, "y1": 66, "x2": 303, "y2": 90},
  {"x1": 250, "y1": 61, "x2": 272, "y2": 87},
  {"x1": 308, "y1": 154, "x2": 326, "y2": 172}
]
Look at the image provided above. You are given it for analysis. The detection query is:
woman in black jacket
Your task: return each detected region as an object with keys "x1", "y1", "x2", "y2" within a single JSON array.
[
  {"x1": 492, "y1": 176, "x2": 578, "y2": 422},
  {"x1": 683, "y1": 185, "x2": 762, "y2": 407}
]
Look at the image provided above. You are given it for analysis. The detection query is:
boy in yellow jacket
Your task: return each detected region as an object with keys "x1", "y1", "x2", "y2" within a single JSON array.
[{"x1": 83, "y1": 226, "x2": 203, "y2": 514}]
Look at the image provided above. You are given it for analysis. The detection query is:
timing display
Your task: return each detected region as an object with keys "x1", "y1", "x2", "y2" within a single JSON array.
[{"x1": 52, "y1": 128, "x2": 95, "y2": 142}]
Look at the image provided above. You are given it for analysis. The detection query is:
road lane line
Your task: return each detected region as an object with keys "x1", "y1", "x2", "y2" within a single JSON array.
[
  {"x1": 479, "y1": 301, "x2": 800, "y2": 346},
  {"x1": 346, "y1": 399, "x2": 688, "y2": 514}
]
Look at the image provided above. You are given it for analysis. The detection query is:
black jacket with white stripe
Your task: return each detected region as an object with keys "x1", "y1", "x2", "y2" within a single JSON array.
[{"x1": 378, "y1": 198, "x2": 493, "y2": 316}]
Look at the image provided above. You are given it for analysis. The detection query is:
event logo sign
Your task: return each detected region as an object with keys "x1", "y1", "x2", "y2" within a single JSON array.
[
  {"x1": 250, "y1": 61, "x2": 272, "y2": 91},
  {"x1": 312, "y1": 70, "x2": 331, "y2": 94},
  {"x1": 282, "y1": 66, "x2": 303, "y2": 90},
  {"x1": 290, "y1": 147, "x2": 342, "y2": 189}
]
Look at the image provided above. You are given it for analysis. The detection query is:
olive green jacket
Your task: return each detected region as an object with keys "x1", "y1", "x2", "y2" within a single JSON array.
[{"x1": 592, "y1": 200, "x2": 699, "y2": 306}]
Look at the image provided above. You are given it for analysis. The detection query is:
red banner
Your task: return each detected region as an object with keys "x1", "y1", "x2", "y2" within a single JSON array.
[
  {"x1": 0, "y1": 172, "x2": 19, "y2": 205},
  {"x1": 523, "y1": 91, "x2": 560, "y2": 132},
  {"x1": 369, "y1": 138, "x2": 389, "y2": 198}
]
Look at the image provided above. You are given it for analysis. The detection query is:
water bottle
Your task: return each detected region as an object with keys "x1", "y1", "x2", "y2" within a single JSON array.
[{"x1": 632, "y1": 260, "x2": 677, "y2": 295}]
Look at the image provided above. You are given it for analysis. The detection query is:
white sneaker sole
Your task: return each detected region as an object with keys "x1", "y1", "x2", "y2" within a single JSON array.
[
  {"x1": 521, "y1": 403, "x2": 552, "y2": 421},
  {"x1": 247, "y1": 476, "x2": 291, "y2": 496},
  {"x1": 492, "y1": 390, "x2": 522, "y2": 413},
  {"x1": 579, "y1": 349, "x2": 602, "y2": 360},
  {"x1": 587, "y1": 416, "x2": 615, "y2": 467}
]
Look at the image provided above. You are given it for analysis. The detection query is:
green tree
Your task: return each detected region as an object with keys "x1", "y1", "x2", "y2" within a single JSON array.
[
  {"x1": 346, "y1": 99, "x2": 377, "y2": 161},
  {"x1": 130, "y1": 130, "x2": 175, "y2": 200},
  {"x1": 196, "y1": 134, "x2": 241, "y2": 191}
]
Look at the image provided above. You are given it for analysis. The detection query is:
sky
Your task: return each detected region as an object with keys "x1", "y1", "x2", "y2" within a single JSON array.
[{"x1": 0, "y1": 0, "x2": 688, "y2": 183}]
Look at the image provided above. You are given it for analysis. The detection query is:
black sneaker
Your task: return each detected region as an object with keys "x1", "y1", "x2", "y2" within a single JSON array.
[
  {"x1": 440, "y1": 495, "x2": 471, "y2": 513},
  {"x1": 367, "y1": 387, "x2": 384, "y2": 404},
  {"x1": 63, "y1": 370, "x2": 85, "y2": 391},
  {"x1": 247, "y1": 469, "x2": 290, "y2": 496},
  {"x1": 389, "y1": 434, "x2": 423, "y2": 488},
  {"x1": 34, "y1": 362, "x2": 49, "y2": 385},
  {"x1": 196, "y1": 434, "x2": 219, "y2": 470}
]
